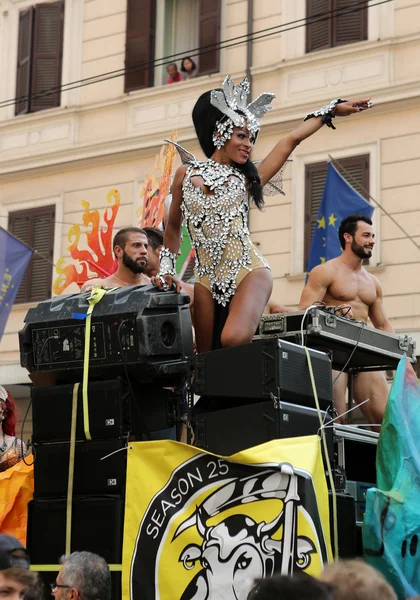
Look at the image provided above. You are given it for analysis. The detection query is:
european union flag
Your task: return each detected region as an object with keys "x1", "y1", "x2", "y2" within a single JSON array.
[
  {"x1": 0, "y1": 227, "x2": 33, "y2": 341},
  {"x1": 307, "y1": 162, "x2": 374, "y2": 272}
]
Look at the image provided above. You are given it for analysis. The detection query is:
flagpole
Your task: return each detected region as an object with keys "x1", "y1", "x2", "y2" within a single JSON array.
[
  {"x1": 0, "y1": 225, "x2": 56, "y2": 267},
  {"x1": 328, "y1": 155, "x2": 420, "y2": 253}
]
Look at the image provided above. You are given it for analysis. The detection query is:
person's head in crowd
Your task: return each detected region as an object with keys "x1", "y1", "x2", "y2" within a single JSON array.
[
  {"x1": 112, "y1": 227, "x2": 148, "y2": 274},
  {"x1": 166, "y1": 62, "x2": 182, "y2": 83},
  {"x1": 51, "y1": 551, "x2": 111, "y2": 600},
  {"x1": 143, "y1": 227, "x2": 163, "y2": 278},
  {"x1": 247, "y1": 573, "x2": 333, "y2": 600},
  {"x1": 0, "y1": 386, "x2": 16, "y2": 436},
  {"x1": 181, "y1": 57, "x2": 197, "y2": 79},
  {"x1": 0, "y1": 535, "x2": 37, "y2": 600},
  {"x1": 320, "y1": 559, "x2": 397, "y2": 600}
]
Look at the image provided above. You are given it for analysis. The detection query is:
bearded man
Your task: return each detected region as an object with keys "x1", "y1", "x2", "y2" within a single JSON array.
[
  {"x1": 299, "y1": 214, "x2": 393, "y2": 428},
  {"x1": 81, "y1": 227, "x2": 151, "y2": 292}
]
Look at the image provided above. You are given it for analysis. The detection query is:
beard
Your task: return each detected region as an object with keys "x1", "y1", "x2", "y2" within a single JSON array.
[
  {"x1": 122, "y1": 250, "x2": 148, "y2": 274},
  {"x1": 351, "y1": 240, "x2": 373, "y2": 259}
]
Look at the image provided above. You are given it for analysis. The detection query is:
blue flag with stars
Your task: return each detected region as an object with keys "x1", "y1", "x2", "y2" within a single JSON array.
[
  {"x1": 307, "y1": 162, "x2": 374, "y2": 272},
  {"x1": 0, "y1": 227, "x2": 33, "y2": 341}
]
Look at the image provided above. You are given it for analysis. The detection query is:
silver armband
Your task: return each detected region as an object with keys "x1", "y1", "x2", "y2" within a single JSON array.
[
  {"x1": 304, "y1": 98, "x2": 347, "y2": 130},
  {"x1": 159, "y1": 246, "x2": 177, "y2": 277}
]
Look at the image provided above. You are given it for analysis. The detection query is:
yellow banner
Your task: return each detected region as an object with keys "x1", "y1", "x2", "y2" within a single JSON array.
[
  {"x1": 123, "y1": 437, "x2": 332, "y2": 600},
  {"x1": 0, "y1": 461, "x2": 34, "y2": 545}
]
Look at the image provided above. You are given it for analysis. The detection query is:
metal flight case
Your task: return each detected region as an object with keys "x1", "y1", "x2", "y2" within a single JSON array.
[{"x1": 257, "y1": 308, "x2": 416, "y2": 371}]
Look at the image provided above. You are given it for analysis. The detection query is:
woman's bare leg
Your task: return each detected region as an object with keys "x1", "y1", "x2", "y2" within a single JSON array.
[
  {"x1": 221, "y1": 268, "x2": 273, "y2": 348},
  {"x1": 194, "y1": 283, "x2": 216, "y2": 353}
]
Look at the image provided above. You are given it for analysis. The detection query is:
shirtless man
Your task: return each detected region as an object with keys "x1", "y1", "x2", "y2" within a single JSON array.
[
  {"x1": 81, "y1": 227, "x2": 152, "y2": 292},
  {"x1": 298, "y1": 214, "x2": 393, "y2": 427}
]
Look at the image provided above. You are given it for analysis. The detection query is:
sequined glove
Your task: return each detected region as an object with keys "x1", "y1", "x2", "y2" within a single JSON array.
[
  {"x1": 304, "y1": 98, "x2": 348, "y2": 130},
  {"x1": 157, "y1": 247, "x2": 177, "y2": 291}
]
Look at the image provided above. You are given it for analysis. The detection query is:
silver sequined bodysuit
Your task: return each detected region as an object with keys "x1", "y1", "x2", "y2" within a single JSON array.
[{"x1": 181, "y1": 159, "x2": 270, "y2": 306}]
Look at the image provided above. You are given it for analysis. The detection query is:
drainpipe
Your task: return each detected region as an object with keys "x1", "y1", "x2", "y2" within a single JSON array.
[{"x1": 246, "y1": 0, "x2": 253, "y2": 92}]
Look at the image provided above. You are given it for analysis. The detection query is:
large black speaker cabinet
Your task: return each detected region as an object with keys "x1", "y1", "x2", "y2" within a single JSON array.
[
  {"x1": 32, "y1": 380, "x2": 178, "y2": 443},
  {"x1": 34, "y1": 439, "x2": 127, "y2": 498},
  {"x1": 36, "y1": 571, "x2": 121, "y2": 600},
  {"x1": 194, "y1": 337, "x2": 333, "y2": 410},
  {"x1": 194, "y1": 399, "x2": 334, "y2": 461},
  {"x1": 27, "y1": 495, "x2": 124, "y2": 564},
  {"x1": 19, "y1": 285, "x2": 193, "y2": 384},
  {"x1": 32, "y1": 379, "x2": 129, "y2": 443},
  {"x1": 330, "y1": 491, "x2": 358, "y2": 558}
]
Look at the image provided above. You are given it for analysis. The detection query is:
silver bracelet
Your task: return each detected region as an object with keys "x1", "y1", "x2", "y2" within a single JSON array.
[
  {"x1": 304, "y1": 98, "x2": 347, "y2": 130},
  {"x1": 159, "y1": 246, "x2": 177, "y2": 277}
]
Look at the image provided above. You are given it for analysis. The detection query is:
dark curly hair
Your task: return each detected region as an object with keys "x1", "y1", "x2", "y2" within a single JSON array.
[{"x1": 192, "y1": 90, "x2": 264, "y2": 209}]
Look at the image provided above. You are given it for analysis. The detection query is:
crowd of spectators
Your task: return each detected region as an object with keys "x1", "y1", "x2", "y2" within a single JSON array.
[
  {"x1": 2, "y1": 530, "x2": 420, "y2": 600},
  {"x1": 0, "y1": 535, "x2": 110, "y2": 600}
]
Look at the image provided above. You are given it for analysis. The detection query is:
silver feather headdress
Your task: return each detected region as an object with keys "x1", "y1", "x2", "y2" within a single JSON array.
[{"x1": 210, "y1": 75, "x2": 275, "y2": 148}]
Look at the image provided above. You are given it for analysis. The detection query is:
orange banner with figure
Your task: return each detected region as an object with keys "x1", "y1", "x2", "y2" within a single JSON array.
[{"x1": 0, "y1": 461, "x2": 34, "y2": 545}]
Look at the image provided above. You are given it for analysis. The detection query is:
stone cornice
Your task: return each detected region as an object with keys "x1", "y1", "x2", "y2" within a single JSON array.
[{"x1": 2, "y1": 69, "x2": 420, "y2": 179}]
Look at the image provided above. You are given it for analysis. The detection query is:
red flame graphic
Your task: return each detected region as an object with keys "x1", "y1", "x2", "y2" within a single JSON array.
[{"x1": 54, "y1": 189, "x2": 120, "y2": 295}]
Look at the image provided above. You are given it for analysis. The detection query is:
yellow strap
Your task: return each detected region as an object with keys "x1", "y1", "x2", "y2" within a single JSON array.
[
  {"x1": 30, "y1": 564, "x2": 122, "y2": 572},
  {"x1": 65, "y1": 382, "x2": 79, "y2": 555},
  {"x1": 82, "y1": 287, "x2": 117, "y2": 440},
  {"x1": 304, "y1": 346, "x2": 339, "y2": 562}
]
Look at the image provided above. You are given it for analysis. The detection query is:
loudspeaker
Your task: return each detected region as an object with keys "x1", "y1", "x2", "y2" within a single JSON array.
[
  {"x1": 32, "y1": 379, "x2": 129, "y2": 443},
  {"x1": 34, "y1": 439, "x2": 127, "y2": 498},
  {"x1": 35, "y1": 571, "x2": 121, "y2": 600},
  {"x1": 330, "y1": 491, "x2": 357, "y2": 558},
  {"x1": 19, "y1": 285, "x2": 193, "y2": 384},
  {"x1": 32, "y1": 380, "x2": 179, "y2": 443},
  {"x1": 27, "y1": 495, "x2": 124, "y2": 564},
  {"x1": 194, "y1": 338, "x2": 333, "y2": 410},
  {"x1": 194, "y1": 399, "x2": 334, "y2": 461}
]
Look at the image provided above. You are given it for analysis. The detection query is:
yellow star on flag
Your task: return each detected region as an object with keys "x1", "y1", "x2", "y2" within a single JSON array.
[
  {"x1": 320, "y1": 257, "x2": 326, "y2": 264},
  {"x1": 328, "y1": 213, "x2": 337, "y2": 227},
  {"x1": 317, "y1": 216, "x2": 326, "y2": 229}
]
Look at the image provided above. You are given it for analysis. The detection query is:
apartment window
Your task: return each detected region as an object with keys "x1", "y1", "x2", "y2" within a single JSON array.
[
  {"x1": 124, "y1": 0, "x2": 221, "y2": 92},
  {"x1": 15, "y1": 1, "x2": 64, "y2": 116},
  {"x1": 8, "y1": 206, "x2": 55, "y2": 303},
  {"x1": 306, "y1": 0, "x2": 368, "y2": 53},
  {"x1": 304, "y1": 155, "x2": 370, "y2": 269}
]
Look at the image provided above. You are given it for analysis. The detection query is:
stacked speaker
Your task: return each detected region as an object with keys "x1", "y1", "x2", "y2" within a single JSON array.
[
  {"x1": 192, "y1": 337, "x2": 335, "y2": 457},
  {"x1": 21, "y1": 286, "x2": 194, "y2": 599}
]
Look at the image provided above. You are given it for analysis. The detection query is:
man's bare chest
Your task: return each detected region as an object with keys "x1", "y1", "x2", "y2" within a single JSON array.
[{"x1": 328, "y1": 272, "x2": 377, "y2": 306}]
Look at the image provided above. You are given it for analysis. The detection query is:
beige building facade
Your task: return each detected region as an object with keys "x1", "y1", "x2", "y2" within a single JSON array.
[{"x1": 0, "y1": 0, "x2": 419, "y2": 427}]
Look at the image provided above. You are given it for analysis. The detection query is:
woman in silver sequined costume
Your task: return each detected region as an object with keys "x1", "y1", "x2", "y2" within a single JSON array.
[{"x1": 155, "y1": 76, "x2": 372, "y2": 352}]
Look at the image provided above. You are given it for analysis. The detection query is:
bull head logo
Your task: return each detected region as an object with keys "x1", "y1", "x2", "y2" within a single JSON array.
[{"x1": 175, "y1": 464, "x2": 315, "y2": 600}]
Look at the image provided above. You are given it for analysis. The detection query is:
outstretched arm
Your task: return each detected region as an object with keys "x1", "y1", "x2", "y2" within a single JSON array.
[
  {"x1": 153, "y1": 165, "x2": 187, "y2": 292},
  {"x1": 257, "y1": 99, "x2": 372, "y2": 187},
  {"x1": 298, "y1": 264, "x2": 334, "y2": 309},
  {"x1": 369, "y1": 278, "x2": 394, "y2": 333}
]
